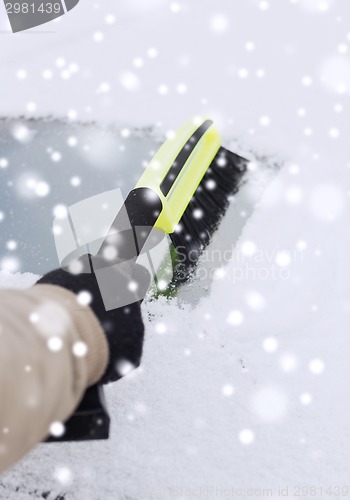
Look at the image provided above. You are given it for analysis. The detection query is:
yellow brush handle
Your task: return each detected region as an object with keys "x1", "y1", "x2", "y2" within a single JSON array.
[{"x1": 135, "y1": 117, "x2": 221, "y2": 234}]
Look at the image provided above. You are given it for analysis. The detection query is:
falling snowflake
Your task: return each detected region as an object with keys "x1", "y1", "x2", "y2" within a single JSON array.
[
  {"x1": 35, "y1": 181, "x2": 50, "y2": 197},
  {"x1": 72, "y1": 341, "x2": 88, "y2": 357},
  {"x1": 42, "y1": 69, "x2": 53, "y2": 80},
  {"x1": 296, "y1": 240, "x2": 307, "y2": 251},
  {"x1": 227, "y1": 310, "x2": 244, "y2": 326},
  {"x1": 240, "y1": 240, "x2": 257, "y2": 257},
  {"x1": 176, "y1": 83, "x2": 187, "y2": 94},
  {"x1": 0, "y1": 158, "x2": 9, "y2": 169},
  {"x1": 263, "y1": 337, "x2": 278, "y2": 353},
  {"x1": 26, "y1": 101, "x2": 37, "y2": 112},
  {"x1": 280, "y1": 353, "x2": 298, "y2": 372},
  {"x1": 245, "y1": 290, "x2": 266, "y2": 311},
  {"x1": 222, "y1": 384, "x2": 234, "y2": 397},
  {"x1": 238, "y1": 429, "x2": 255, "y2": 445},
  {"x1": 155, "y1": 322, "x2": 167, "y2": 334},
  {"x1": 55, "y1": 57, "x2": 65, "y2": 68},
  {"x1": 115, "y1": 359, "x2": 136, "y2": 377},
  {"x1": 133, "y1": 57, "x2": 144, "y2": 68},
  {"x1": 329, "y1": 127, "x2": 340, "y2": 138},
  {"x1": 67, "y1": 136, "x2": 78, "y2": 147},
  {"x1": 158, "y1": 84, "x2": 169, "y2": 95},
  {"x1": 309, "y1": 358, "x2": 325, "y2": 374},
  {"x1": 77, "y1": 290, "x2": 93, "y2": 306},
  {"x1": 300, "y1": 392, "x2": 313, "y2": 405},
  {"x1": 6, "y1": 240, "x2": 17, "y2": 251},
  {"x1": 170, "y1": 2, "x2": 181, "y2": 13},
  {"x1": 17, "y1": 69, "x2": 27, "y2": 80},
  {"x1": 259, "y1": 1, "x2": 270, "y2": 11},
  {"x1": 0, "y1": 256, "x2": 20, "y2": 273},
  {"x1": 309, "y1": 183, "x2": 345, "y2": 221},
  {"x1": 54, "y1": 466, "x2": 73, "y2": 486},
  {"x1": 105, "y1": 14, "x2": 116, "y2": 25},
  {"x1": 286, "y1": 186, "x2": 303, "y2": 204},
  {"x1": 120, "y1": 71, "x2": 141, "y2": 91},
  {"x1": 12, "y1": 123, "x2": 36, "y2": 143},
  {"x1": 238, "y1": 68, "x2": 249, "y2": 79},
  {"x1": 275, "y1": 251, "x2": 292, "y2": 267},
  {"x1": 47, "y1": 336, "x2": 63, "y2": 352},
  {"x1": 93, "y1": 31, "x2": 104, "y2": 42},
  {"x1": 320, "y1": 55, "x2": 350, "y2": 94},
  {"x1": 70, "y1": 176, "x2": 81, "y2": 187},
  {"x1": 301, "y1": 75, "x2": 313, "y2": 87},
  {"x1": 50, "y1": 421, "x2": 65, "y2": 437},
  {"x1": 245, "y1": 41, "x2": 255, "y2": 51},
  {"x1": 210, "y1": 14, "x2": 229, "y2": 33},
  {"x1": 251, "y1": 386, "x2": 288, "y2": 422},
  {"x1": 53, "y1": 204, "x2": 68, "y2": 219},
  {"x1": 51, "y1": 151, "x2": 62, "y2": 162},
  {"x1": 260, "y1": 116, "x2": 271, "y2": 126},
  {"x1": 147, "y1": 47, "x2": 158, "y2": 58}
]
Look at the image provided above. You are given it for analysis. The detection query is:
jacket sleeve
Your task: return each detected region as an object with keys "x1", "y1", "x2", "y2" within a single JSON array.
[{"x1": 0, "y1": 283, "x2": 109, "y2": 474}]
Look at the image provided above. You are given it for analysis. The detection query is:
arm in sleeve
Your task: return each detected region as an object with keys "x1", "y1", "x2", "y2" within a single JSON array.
[{"x1": 0, "y1": 284, "x2": 109, "y2": 473}]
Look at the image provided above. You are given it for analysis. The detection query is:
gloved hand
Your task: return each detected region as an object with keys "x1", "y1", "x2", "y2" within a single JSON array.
[{"x1": 37, "y1": 256, "x2": 150, "y2": 384}]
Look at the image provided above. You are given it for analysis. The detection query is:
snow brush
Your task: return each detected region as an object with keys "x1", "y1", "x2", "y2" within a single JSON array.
[
  {"x1": 115, "y1": 117, "x2": 247, "y2": 284},
  {"x1": 43, "y1": 117, "x2": 247, "y2": 442}
]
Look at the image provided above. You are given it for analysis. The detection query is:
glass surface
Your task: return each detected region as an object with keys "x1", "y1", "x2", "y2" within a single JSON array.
[
  {"x1": 0, "y1": 117, "x2": 279, "y2": 305},
  {"x1": 0, "y1": 118, "x2": 159, "y2": 274}
]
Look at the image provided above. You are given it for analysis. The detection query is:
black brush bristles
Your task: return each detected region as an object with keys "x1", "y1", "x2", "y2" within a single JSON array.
[{"x1": 169, "y1": 147, "x2": 247, "y2": 283}]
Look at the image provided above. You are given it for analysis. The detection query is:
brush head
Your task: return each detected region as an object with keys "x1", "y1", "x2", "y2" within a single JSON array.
[{"x1": 169, "y1": 146, "x2": 247, "y2": 283}]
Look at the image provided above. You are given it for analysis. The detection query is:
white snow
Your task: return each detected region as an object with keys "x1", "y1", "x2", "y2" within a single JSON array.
[
  {"x1": 1, "y1": 146, "x2": 349, "y2": 497},
  {"x1": 0, "y1": 271, "x2": 38, "y2": 289},
  {"x1": 0, "y1": 0, "x2": 349, "y2": 498}
]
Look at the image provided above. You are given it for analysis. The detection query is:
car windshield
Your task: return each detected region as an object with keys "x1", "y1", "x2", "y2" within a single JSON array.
[
  {"x1": 0, "y1": 117, "x2": 278, "y2": 299},
  {"x1": 0, "y1": 118, "x2": 159, "y2": 274}
]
